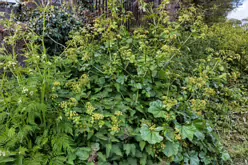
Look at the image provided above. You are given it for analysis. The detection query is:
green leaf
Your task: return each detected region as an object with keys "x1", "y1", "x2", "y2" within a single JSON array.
[
  {"x1": 134, "y1": 83, "x2": 142, "y2": 89},
  {"x1": 76, "y1": 148, "x2": 91, "y2": 161},
  {"x1": 106, "y1": 143, "x2": 112, "y2": 158},
  {"x1": 116, "y1": 75, "x2": 126, "y2": 84},
  {"x1": 190, "y1": 153, "x2": 200, "y2": 165},
  {"x1": 163, "y1": 141, "x2": 179, "y2": 157},
  {"x1": 127, "y1": 158, "x2": 137, "y2": 165},
  {"x1": 221, "y1": 152, "x2": 231, "y2": 161},
  {"x1": 98, "y1": 152, "x2": 107, "y2": 162},
  {"x1": 91, "y1": 143, "x2": 100, "y2": 151},
  {"x1": 67, "y1": 153, "x2": 76, "y2": 165},
  {"x1": 194, "y1": 131, "x2": 205, "y2": 140},
  {"x1": 0, "y1": 157, "x2": 15, "y2": 163},
  {"x1": 123, "y1": 144, "x2": 136, "y2": 156},
  {"x1": 148, "y1": 100, "x2": 166, "y2": 118},
  {"x1": 140, "y1": 153, "x2": 147, "y2": 165},
  {"x1": 181, "y1": 125, "x2": 197, "y2": 141},
  {"x1": 164, "y1": 128, "x2": 175, "y2": 142},
  {"x1": 145, "y1": 145, "x2": 155, "y2": 157},
  {"x1": 8, "y1": 128, "x2": 15, "y2": 137},
  {"x1": 140, "y1": 124, "x2": 163, "y2": 144},
  {"x1": 139, "y1": 141, "x2": 146, "y2": 151},
  {"x1": 95, "y1": 133, "x2": 108, "y2": 141},
  {"x1": 112, "y1": 144, "x2": 123, "y2": 156}
]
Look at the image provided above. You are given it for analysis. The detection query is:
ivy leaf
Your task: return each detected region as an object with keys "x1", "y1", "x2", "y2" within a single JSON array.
[
  {"x1": 148, "y1": 100, "x2": 166, "y2": 118},
  {"x1": 163, "y1": 141, "x2": 179, "y2": 157},
  {"x1": 181, "y1": 125, "x2": 197, "y2": 141},
  {"x1": 140, "y1": 124, "x2": 163, "y2": 144}
]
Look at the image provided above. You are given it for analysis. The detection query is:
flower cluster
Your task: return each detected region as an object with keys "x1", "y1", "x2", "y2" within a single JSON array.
[
  {"x1": 66, "y1": 74, "x2": 90, "y2": 93},
  {"x1": 110, "y1": 116, "x2": 120, "y2": 134},
  {"x1": 163, "y1": 96, "x2": 178, "y2": 110},
  {"x1": 190, "y1": 99, "x2": 207, "y2": 114},
  {"x1": 188, "y1": 77, "x2": 207, "y2": 90},
  {"x1": 60, "y1": 98, "x2": 78, "y2": 109},
  {"x1": 204, "y1": 88, "x2": 216, "y2": 97}
]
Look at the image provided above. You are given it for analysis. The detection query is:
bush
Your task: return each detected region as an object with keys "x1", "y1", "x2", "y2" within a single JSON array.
[
  {"x1": 0, "y1": 2, "x2": 247, "y2": 164},
  {"x1": 15, "y1": 5, "x2": 83, "y2": 56}
]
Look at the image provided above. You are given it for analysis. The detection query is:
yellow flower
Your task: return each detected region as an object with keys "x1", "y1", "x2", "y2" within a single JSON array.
[
  {"x1": 111, "y1": 116, "x2": 118, "y2": 124},
  {"x1": 149, "y1": 125, "x2": 156, "y2": 131},
  {"x1": 98, "y1": 121, "x2": 105, "y2": 128},
  {"x1": 111, "y1": 125, "x2": 120, "y2": 132},
  {"x1": 86, "y1": 102, "x2": 95, "y2": 115},
  {"x1": 114, "y1": 111, "x2": 123, "y2": 116},
  {"x1": 60, "y1": 101, "x2": 67, "y2": 109},
  {"x1": 190, "y1": 99, "x2": 207, "y2": 111},
  {"x1": 69, "y1": 98, "x2": 78, "y2": 107},
  {"x1": 163, "y1": 96, "x2": 178, "y2": 110},
  {"x1": 51, "y1": 94, "x2": 58, "y2": 100},
  {"x1": 161, "y1": 143, "x2": 166, "y2": 149},
  {"x1": 204, "y1": 88, "x2": 216, "y2": 96},
  {"x1": 53, "y1": 81, "x2": 61, "y2": 87},
  {"x1": 93, "y1": 113, "x2": 104, "y2": 120},
  {"x1": 175, "y1": 134, "x2": 182, "y2": 140}
]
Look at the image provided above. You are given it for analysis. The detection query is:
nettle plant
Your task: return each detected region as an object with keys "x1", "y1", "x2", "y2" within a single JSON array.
[{"x1": 1, "y1": 1, "x2": 246, "y2": 164}]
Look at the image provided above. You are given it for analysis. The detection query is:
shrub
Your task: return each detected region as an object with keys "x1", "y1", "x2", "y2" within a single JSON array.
[
  {"x1": 15, "y1": 5, "x2": 83, "y2": 56},
  {"x1": 1, "y1": 2, "x2": 247, "y2": 164}
]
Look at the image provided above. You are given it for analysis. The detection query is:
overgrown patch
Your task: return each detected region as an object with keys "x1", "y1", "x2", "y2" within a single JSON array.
[{"x1": 0, "y1": 1, "x2": 248, "y2": 164}]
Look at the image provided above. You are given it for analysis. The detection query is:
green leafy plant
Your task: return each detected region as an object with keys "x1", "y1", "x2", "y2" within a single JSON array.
[
  {"x1": 0, "y1": 1, "x2": 247, "y2": 164},
  {"x1": 15, "y1": 5, "x2": 83, "y2": 56}
]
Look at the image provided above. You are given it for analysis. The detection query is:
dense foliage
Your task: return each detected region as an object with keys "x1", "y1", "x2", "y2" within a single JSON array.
[
  {"x1": 15, "y1": 5, "x2": 83, "y2": 56},
  {"x1": 0, "y1": 1, "x2": 248, "y2": 164},
  {"x1": 188, "y1": 0, "x2": 243, "y2": 23}
]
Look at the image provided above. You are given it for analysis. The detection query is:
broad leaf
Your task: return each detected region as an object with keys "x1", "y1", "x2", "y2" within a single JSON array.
[
  {"x1": 140, "y1": 154, "x2": 147, "y2": 165},
  {"x1": 221, "y1": 152, "x2": 231, "y2": 161},
  {"x1": 123, "y1": 144, "x2": 136, "y2": 156},
  {"x1": 140, "y1": 124, "x2": 163, "y2": 144},
  {"x1": 98, "y1": 152, "x2": 107, "y2": 162},
  {"x1": 163, "y1": 141, "x2": 179, "y2": 157},
  {"x1": 75, "y1": 147, "x2": 91, "y2": 161},
  {"x1": 190, "y1": 152, "x2": 200, "y2": 165},
  {"x1": 164, "y1": 128, "x2": 175, "y2": 142},
  {"x1": 112, "y1": 144, "x2": 123, "y2": 156},
  {"x1": 148, "y1": 100, "x2": 166, "y2": 118},
  {"x1": 181, "y1": 125, "x2": 197, "y2": 141}
]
